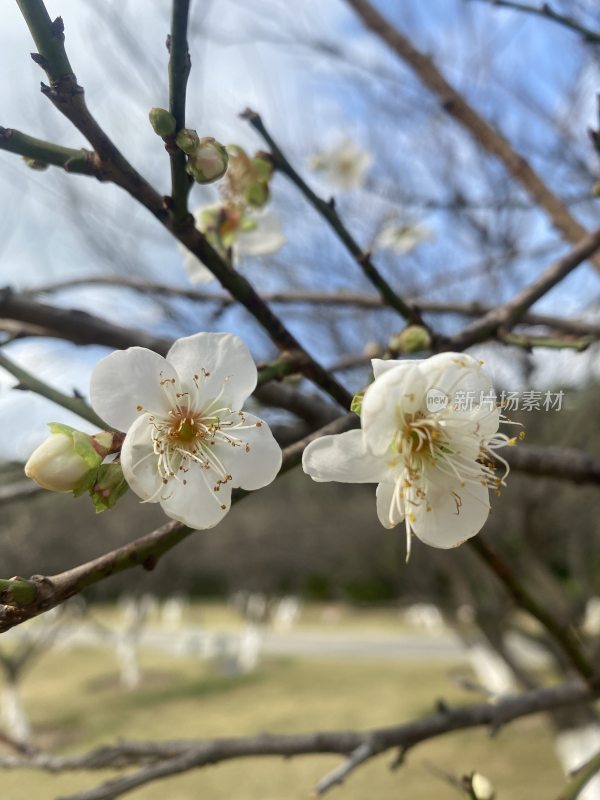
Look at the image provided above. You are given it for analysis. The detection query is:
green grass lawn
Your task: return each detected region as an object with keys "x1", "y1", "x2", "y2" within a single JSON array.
[{"x1": 0, "y1": 642, "x2": 565, "y2": 800}]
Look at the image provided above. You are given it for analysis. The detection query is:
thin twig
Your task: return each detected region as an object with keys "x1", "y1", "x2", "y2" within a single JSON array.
[
  {"x1": 555, "y1": 748, "x2": 600, "y2": 800},
  {"x1": 0, "y1": 349, "x2": 106, "y2": 428},
  {"x1": 20, "y1": 277, "x2": 600, "y2": 338},
  {"x1": 343, "y1": 0, "x2": 600, "y2": 272},
  {"x1": 0, "y1": 680, "x2": 587, "y2": 800},
  {"x1": 0, "y1": 128, "x2": 97, "y2": 176},
  {"x1": 470, "y1": 0, "x2": 600, "y2": 44},
  {"x1": 449, "y1": 225, "x2": 600, "y2": 349},
  {"x1": 14, "y1": 0, "x2": 352, "y2": 410},
  {"x1": 241, "y1": 108, "x2": 416, "y2": 322},
  {"x1": 469, "y1": 536, "x2": 595, "y2": 683}
]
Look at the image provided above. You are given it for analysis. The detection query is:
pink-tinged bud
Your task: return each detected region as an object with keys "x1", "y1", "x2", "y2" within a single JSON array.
[{"x1": 186, "y1": 137, "x2": 229, "y2": 184}]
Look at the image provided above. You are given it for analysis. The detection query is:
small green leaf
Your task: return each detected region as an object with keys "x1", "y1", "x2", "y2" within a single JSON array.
[
  {"x1": 351, "y1": 391, "x2": 364, "y2": 416},
  {"x1": 89, "y1": 463, "x2": 129, "y2": 513}
]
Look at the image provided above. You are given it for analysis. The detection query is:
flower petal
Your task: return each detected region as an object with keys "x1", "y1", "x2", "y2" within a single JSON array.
[
  {"x1": 120, "y1": 414, "x2": 163, "y2": 500},
  {"x1": 361, "y1": 364, "x2": 426, "y2": 455},
  {"x1": 302, "y1": 429, "x2": 386, "y2": 483},
  {"x1": 210, "y1": 412, "x2": 282, "y2": 490},
  {"x1": 179, "y1": 243, "x2": 214, "y2": 284},
  {"x1": 376, "y1": 481, "x2": 404, "y2": 529},
  {"x1": 237, "y1": 211, "x2": 286, "y2": 258},
  {"x1": 166, "y1": 332, "x2": 257, "y2": 412},
  {"x1": 371, "y1": 358, "x2": 423, "y2": 379},
  {"x1": 411, "y1": 470, "x2": 490, "y2": 549},
  {"x1": 90, "y1": 348, "x2": 177, "y2": 431},
  {"x1": 160, "y1": 467, "x2": 233, "y2": 530}
]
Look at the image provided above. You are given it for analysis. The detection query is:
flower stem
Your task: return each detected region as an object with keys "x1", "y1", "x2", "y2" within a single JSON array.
[{"x1": 0, "y1": 350, "x2": 107, "y2": 429}]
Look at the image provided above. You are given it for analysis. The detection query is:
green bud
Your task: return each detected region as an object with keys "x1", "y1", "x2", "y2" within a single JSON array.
[
  {"x1": 90, "y1": 463, "x2": 129, "y2": 513},
  {"x1": 389, "y1": 325, "x2": 432, "y2": 354},
  {"x1": 176, "y1": 127, "x2": 200, "y2": 155},
  {"x1": 185, "y1": 137, "x2": 229, "y2": 184},
  {"x1": 149, "y1": 107, "x2": 176, "y2": 137},
  {"x1": 24, "y1": 424, "x2": 114, "y2": 493},
  {"x1": 23, "y1": 156, "x2": 48, "y2": 171}
]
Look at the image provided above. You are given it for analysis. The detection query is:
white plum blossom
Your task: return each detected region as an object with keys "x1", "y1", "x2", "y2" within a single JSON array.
[
  {"x1": 181, "y1": 204, "x2": 286, "y2": 284},
  {"x1": 309, "y1": 139, "x2": 373, "y2": 190},
  {"x1": 90, "y1": 333, "x2": 282, "y2": 529},
  {"x1": 303, "y1": 353, "x2": 514, "y2": 557},
  {"x1": 373, "y1": 221, "x2": 433, "y2": 254}
]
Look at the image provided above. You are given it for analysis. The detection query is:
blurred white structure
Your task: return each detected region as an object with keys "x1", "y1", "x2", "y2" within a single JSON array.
[
  {"x1": 466, "y1": 643, "x2": 517, "y2": 696},
  {"x1": 272, "y1": 597, "x2": 302, "y2": 631},
  {"x1": 237, "y1": 626, "x2": 262, "y2": 674},
  {"x1": 555, "y1": 725, "x2": 600, "y2": 800},
  {"x1": 403, "y1": 603, "x2": 445, "y2": 633},
  {"x1": 1, "y1": 682, "x2": 30, "y2": 743}
]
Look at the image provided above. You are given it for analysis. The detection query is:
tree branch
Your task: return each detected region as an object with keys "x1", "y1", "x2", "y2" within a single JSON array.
[
  {"x1": 20, "y1": 276, "x2": 600, "y2": 338},
  {"x1": 471, "y1": 0, "x2": 600, "y2": 44},
  {"x1": 0, "y1": 681, "x2": 591, "y2": 800},
  {"x1": 167, "y1": 0, "x2": 191, "y2": 222},
  {"x1": 0, "y1": 413, "x2": 358, "y2": 632},
  {"x1": 469, "y1": 536, "x2": 595, "y2": 683},
  {"x1": 241, "y1": 108, "x2": 416, "y2": 322},
  {"x1": 449, "y1": 225, "x2": 600, "y2": 349},
  {"x1": 14, "y1": 0, "x2": 352, "y2": 410},
  {"x1": 0, "y1": 127, "x2": 98, "y2": 176},
  {"x1": 343, "y1": 0, "x2": 600, "y2": 273},
  {"x1": 0, "y1": 349, "x2": 106, "y2": 428}
]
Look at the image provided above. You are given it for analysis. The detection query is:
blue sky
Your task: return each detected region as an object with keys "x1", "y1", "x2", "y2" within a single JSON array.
[{"x1": 1, "y1": 0, "x2": 600, "y2": 461}]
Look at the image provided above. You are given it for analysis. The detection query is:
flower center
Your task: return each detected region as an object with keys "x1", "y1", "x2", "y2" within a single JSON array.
[
  {"x1": 169, "y1": 413, "x2": 205, "y2": 444},
  {"x1": 396, "y1": 413, "x2": 447, "y2": 462}
]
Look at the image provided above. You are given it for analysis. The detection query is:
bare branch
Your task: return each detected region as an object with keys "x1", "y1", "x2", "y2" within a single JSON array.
[
  {"x1": 449, "y1": 225, "x2": 600, "y2": 349},
  {"x1": 241, "y1": 108, "x2": 417, "y2": 323},
  {"x1": 167, "y1": 0, "x2": 191, "y2": 222},
  {"x1": 14, "y1": 0, "x2": 352, "y2": 410},
  {"x1": 22, "y1": 278, "x2": 600, "y2": 339},
  {"x1": 343, "y1": 0, "x2": 600, "y2": 273},
  {"x1": 469, "y1": 536, "x2": 595, "y2": 682},
  {"x1": 470, "y1": 0, "x2": 600, "y2": 44},
  {"x1": 0, "y1": 681, "x2": 591, "y2": 800},
  {"x1": 0, "y1": 128, "x2": 98, "y2": 176}
]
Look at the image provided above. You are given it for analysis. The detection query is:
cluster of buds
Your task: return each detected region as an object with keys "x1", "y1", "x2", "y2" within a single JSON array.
[
  {"x1": 148, "y1": 108, "x2": 229, "y2": 185},
  {"x1": 24, "y1": 423, "x2": 128, "y2": 513}
]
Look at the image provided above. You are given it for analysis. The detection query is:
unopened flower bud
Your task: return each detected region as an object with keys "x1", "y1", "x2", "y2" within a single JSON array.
[
  {"x1": 186, "y1": 137, "x2": 229, "y2": 184},
  {"x1": 175, "y1": 127, "x2": 200, "y2": 155},
  {"x1": 23, "y1": 157, "x2": 48, "y2": 171},
  {"x1": 149, "y1": 107, "x2": 176, "y2": 137},
  {"x1": 24, "y1": 424, "x2": 114, "y2": 494},
  {"x1": 470, "y1": 773, "x2": 495, "y2": 800},
  {"x1": 389, "y1": 325, "x2": 432, "y2": 354}
]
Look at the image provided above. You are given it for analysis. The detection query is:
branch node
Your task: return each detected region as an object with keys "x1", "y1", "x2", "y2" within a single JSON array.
[{"x1": 30, "y1": 52, "x2": 48, "y2": 69}]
